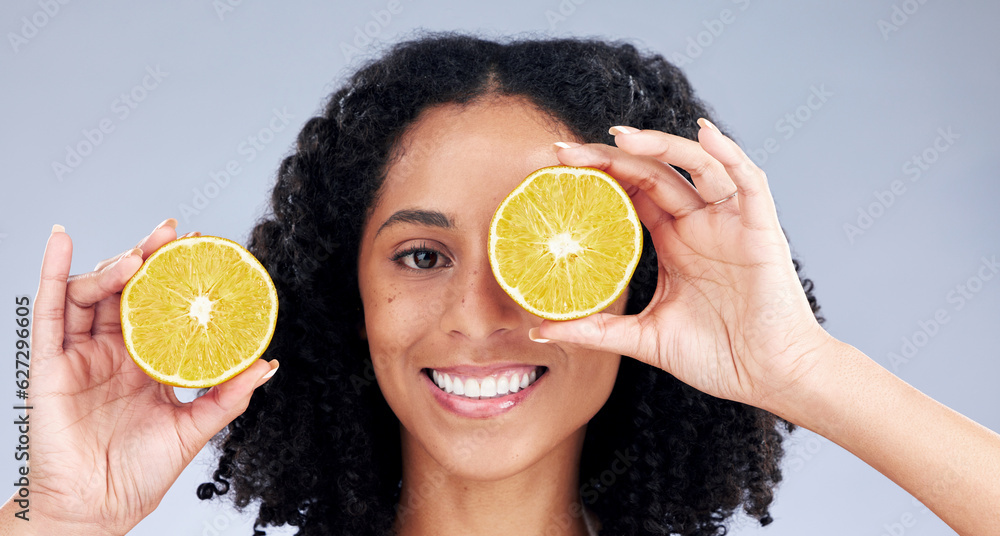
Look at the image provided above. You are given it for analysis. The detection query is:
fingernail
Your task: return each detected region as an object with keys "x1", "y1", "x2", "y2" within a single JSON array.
[
  {"x1": 51, "y1": 224, "x2": 65, "y2": 234},
  {"x1": 697, "y1": 118, "x2": 718, "y2": 131},
  {"x1": 553, "y1": 141, "x2": 582, "y2": 150},
  {"x1": 609, "y1": 125, "x2": 639, "y2": 136},
  {"x1": 254, "y1": 360, "x2": 279, "y2": 389},
  {"x1": 114, "y1": 248, "x2": 143, "y2": 266},
  {"x1": 528, "y1": 327, "x2": 550, "y2": 343},
  {"x1": 179, "y1": 231, "x2": 201, "y2": 239},
  {"x1": 154, "y1": 218, "x2": 178, "y2": 231}
]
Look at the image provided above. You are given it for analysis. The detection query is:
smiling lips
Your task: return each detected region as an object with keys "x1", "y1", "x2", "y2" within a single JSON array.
[
  {"x1": 427, "y1": 366, "x2": 544, "y2": 398},
  {"x1": 423, "y1": 365, "x2": 547, "y2": 418}
]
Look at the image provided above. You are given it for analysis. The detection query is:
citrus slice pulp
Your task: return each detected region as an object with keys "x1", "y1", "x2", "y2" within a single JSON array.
[
  {"x1": 488, "y1": 165, "x2": 643, "y2": 321},
  {"x1": 120, "y1": 236, "x2": 278, "y2": 388}
]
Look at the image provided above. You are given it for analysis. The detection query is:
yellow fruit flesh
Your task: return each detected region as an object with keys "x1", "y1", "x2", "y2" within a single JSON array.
[
  {"x1": 121, "y1": 237, "x2": 277, "y2": 387},
  {"x1": 490, "y1": 167, "x2": 641, "y2": 320}
]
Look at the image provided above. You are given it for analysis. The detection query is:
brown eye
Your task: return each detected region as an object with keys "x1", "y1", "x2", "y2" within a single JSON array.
[
  {"x1": 393, "y1": 247, "x2": 452, "y2": 270},
  {"x1": 412, "y1": 250, "x2": 438, "y2": 269}
]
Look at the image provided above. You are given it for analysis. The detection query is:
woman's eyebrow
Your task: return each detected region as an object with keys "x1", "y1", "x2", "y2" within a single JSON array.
[{"x1": 375, "y1": 209, "x2": 453, "y2": 237}]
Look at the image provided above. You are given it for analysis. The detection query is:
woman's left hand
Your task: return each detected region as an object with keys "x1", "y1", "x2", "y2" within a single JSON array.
[{"x1": 537, "y1": 121, "x2": 834, "y2": 413}]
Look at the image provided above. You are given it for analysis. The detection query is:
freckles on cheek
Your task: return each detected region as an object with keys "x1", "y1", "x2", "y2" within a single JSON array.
[
  {"x1": 367, "y1": 289, "x2": 445, "y2": 367},
  {"x1": 369, "y1": 296, "x2": 439, "y2": 404}
]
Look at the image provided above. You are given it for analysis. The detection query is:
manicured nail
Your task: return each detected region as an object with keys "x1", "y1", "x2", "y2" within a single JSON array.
[
  {"x1": 109, "y1": 249, "x2": 142, "y2": 272},
  {"x1": 113, "y1": 248, "x2": 143, "y2": 267},
  {"x1": 553, "y1": 141, "x2": 581, "y2": 150},
  {"x1": 51, "y1": 224, "x2": 65, "y2": 234},
  {"x1": 697, "y1": 118, "x2": 718, "y2": 131},
  {"x1": 528, "y1": 327, "x2": 550, "y2": 343},
  {"x1": 179, "y1": 231, "x2": 201, "y2": 239},
  {"x1": 609, "y1": 125, "x2": 639, "y2": 136},
  {"x1": 154, "y1": 218, "x2": 178, "y2": 231},
  {"x1": 254, "y1": 360, "x2": 279, "y2": 388}
]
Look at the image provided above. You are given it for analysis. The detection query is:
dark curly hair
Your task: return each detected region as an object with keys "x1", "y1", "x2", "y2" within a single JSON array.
[{"x1": 197, "y1": 34, "x2": 824, "y2": 536}]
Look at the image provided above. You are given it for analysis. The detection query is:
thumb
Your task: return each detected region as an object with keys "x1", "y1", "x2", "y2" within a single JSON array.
[
  {"x1": 183, "y1": 359, "x2": 278, "y2": 452},
  {"x1": 531, "y1": 313, "x2": 646, "y2": 360}
]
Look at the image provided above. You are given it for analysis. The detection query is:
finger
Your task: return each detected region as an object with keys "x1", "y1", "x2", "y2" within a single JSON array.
[
  {"x1": 90, "y1": 255, "x2": 133, "y2": 337},
  {"x1": 93, "y1": 218, "x2": 178, "y2": 271},
  {"x1": 554, "y1": 144, "x2": 676, "y2": 244},
  {"x1": 136, "y1": 218, "x2": 180, "y2": 258},
  {"x1": 181, "y1": 360, "x2": 279, "y2": 459},
  {"x1": 91, "y1": 233, "x2": 200, "y2": 337},
  {"x1": 556, "y1": 142, "x2": 669, "y2": 227},
  {"x1": 530, "y1": 313, "x2": 649, "y2": 362},
  {"x1": 33, "y1": 226, "x2": 73, "y2": 357},
  {"x1": 556, "y1": 142, "x2": 706, "y2": 218},
  {"x1": 88, "y1": 249, "x2": 144, "y2": 337},
  {"x1": 696, "y1": 119, "x2": 780, "y2": 229},
  {"x1": 93, "y1": 227, "x2": 199, "y2": 338},
  {"x1": 627, "y1": 187, "x2": 674, "y2": 235},
  {"x1": 64, "y1": 249, "x2": 143, "y2": 344},
  {"x1": 610, "y1": 125, "x2": 738, "y2": 207}
]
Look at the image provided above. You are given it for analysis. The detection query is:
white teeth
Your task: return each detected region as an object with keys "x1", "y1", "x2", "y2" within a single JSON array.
[
  {"x1": 464, "y1": 378, "x2": 480, "y2": 397},
  {"x1": 430, "y1": 368, "x2": 543, "y2": 399},
  {"x1": 496, "y1": 376, "x2": 509, "y2": 396},
  {"x1": 480, "y1": 377, "x2": 497, "y2": 397}
]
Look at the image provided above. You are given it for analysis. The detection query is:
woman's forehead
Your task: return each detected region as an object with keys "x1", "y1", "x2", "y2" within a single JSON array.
[
  {"x1": 376, "y1": 97, "x2": 571, "y2": 210},
  {"x1": 391, "y1": 96, "x2": 567, "y2": 161}
]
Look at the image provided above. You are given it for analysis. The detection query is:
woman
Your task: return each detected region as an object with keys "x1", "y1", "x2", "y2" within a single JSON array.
[{"x1": 5, "y1": 36, "x2": 998, "y2": 536}]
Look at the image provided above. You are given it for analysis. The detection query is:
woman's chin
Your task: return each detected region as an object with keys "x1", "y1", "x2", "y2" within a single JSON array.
[
  {"x1": 400, "y1": 415, "x2": 588, "y2": 485},
  {"x1": 422, "y1": 441, "x2": 553, "y2": 483}
]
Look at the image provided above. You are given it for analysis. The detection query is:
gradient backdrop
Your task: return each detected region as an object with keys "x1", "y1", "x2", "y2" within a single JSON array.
[{"x1": 2, "y1": 2, "x2": 998, "y2": 535}]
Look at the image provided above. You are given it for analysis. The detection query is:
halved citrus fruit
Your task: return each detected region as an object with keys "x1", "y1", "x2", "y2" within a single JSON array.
[
  {"x1": 120, "y1": 236, "x2": 278, "y2": 388},
  {"x1": 489, "y1": 166, "x2": 643, "y2": 321}
]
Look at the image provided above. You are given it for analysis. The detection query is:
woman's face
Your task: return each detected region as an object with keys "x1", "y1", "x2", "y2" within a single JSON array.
[{"x1": 357, "y1": 96, "x2": 625, "y2": 481}]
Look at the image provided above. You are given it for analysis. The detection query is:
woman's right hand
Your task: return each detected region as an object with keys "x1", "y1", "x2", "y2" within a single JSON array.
[{"x1": 12, "y1": 220, "x2": 277, "y2": 536}]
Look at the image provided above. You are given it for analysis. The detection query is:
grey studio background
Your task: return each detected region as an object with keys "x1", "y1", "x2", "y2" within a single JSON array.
[{"x1": 2, "y1": 1, "x2": 998, "y2": 535}]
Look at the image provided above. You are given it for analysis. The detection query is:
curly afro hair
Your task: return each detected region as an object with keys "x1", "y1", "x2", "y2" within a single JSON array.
[{"x1": 198, "y1": 33, "x2": 824, "y2": 536}]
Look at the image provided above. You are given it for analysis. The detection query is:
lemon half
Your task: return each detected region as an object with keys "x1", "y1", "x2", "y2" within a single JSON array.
[
  {"x1": 120, "y1": 236, "x2": 278, "y2": 388},
  {"x1": 489, "y1": 166, "x2": 643, "y2": 321}
]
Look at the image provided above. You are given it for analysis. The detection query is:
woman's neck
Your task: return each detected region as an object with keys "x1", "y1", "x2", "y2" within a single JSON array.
[{"x1": 393, "y1": 426, "x2": 596, "y2": 536}]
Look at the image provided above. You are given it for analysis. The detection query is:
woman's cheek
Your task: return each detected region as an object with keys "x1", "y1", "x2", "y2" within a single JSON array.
[{"x1": 367, "y1": 285, "x2": 447, "y2": 373}]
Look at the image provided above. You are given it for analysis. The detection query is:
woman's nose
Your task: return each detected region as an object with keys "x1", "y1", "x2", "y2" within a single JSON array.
[{"x1": 439, "y1": 259, "x2": 523, "y2": 340}]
